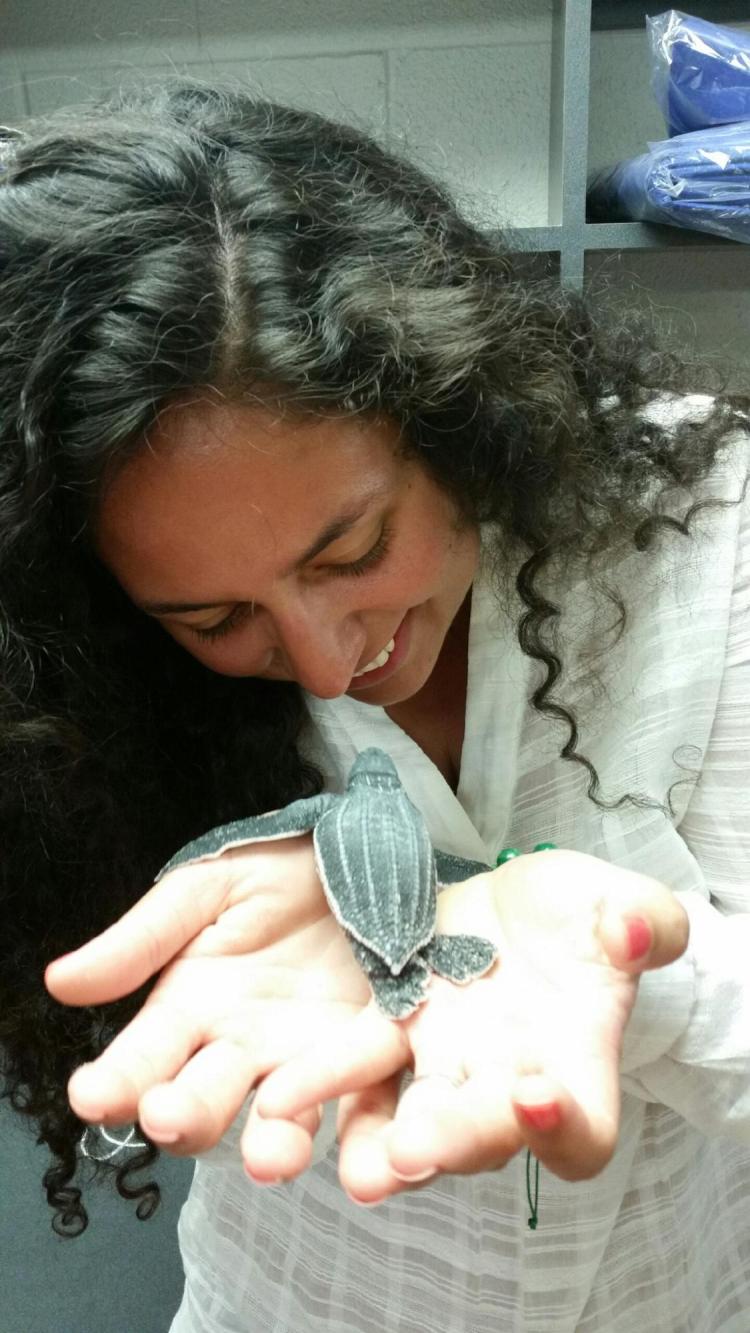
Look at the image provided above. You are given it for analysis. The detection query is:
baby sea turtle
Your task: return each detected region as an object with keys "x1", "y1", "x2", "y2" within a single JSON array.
[{"x1": 157, "y1": 747, "x2": 498, "y2": 1018}]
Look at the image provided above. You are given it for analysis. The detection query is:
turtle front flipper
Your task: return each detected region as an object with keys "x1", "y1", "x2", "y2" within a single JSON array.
[
  {"x1": 421, "y1": 933, "x2": 498, "y2": 984},
  {"x1": 433, "y1": 848, "x2": 492, "y2": 887},
  {"x1": 156, "y1": 792, "x2": 338, "y2": 881},
  {"x1": 349, "y1": 939, "x2": 432, "y2": 1019}
]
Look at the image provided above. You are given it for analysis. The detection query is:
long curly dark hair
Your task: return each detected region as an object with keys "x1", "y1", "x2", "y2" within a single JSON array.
[{"x1": 0, "y1": 83, "x2": 746, "y2": 1239}]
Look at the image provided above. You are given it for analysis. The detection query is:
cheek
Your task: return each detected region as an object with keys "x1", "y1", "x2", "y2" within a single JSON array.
[{"x1": 390, "y1": 526, "x2": 468, "y2": 597}]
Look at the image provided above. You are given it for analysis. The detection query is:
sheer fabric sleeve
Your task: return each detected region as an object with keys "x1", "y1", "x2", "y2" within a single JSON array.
[{"x1": 620, "y1": 461, "x2": 750, "y2": 1141}]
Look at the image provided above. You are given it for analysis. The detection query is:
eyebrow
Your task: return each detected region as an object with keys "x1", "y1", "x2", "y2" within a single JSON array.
[{"x1": 138, "y1": 495, "x2": 384, "y2": 616}]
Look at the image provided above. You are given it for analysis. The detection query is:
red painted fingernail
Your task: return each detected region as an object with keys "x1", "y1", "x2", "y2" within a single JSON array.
[
  {"x1": 517, "y1": 1102, "x2": 561, "y2": 1132},
  {"x1": 625, "y1": 916, "x2": 651, "y2": 962}
]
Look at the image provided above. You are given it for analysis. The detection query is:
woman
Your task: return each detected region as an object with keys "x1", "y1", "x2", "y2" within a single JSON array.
[{"x1": 1, "y1": 84, "x2": 748, "y2": 1331}]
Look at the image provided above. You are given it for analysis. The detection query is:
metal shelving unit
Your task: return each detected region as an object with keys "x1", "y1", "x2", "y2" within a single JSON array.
[
  {"x1": 512, "y1": 0, "x2": 746, "y2": 288},
  {"x1": 591, "y1": 0, "x2": 750, "y2": 30}
]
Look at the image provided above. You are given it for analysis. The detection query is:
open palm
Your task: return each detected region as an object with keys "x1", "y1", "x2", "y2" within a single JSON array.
[
  {"x1": 45, "y1": 835, "x2": 371, "y2": 1174},
  {"x1": 47, "y1": 843, "x2": 686, "y2": 1199},
  {"x1": 254, "y1": 850, "x2": 688, "y2": 1201}
]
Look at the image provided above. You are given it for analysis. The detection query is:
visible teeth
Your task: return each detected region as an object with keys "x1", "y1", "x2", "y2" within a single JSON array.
[{"x1": 353, "y1": 638, "x2": 395, "y2": 677}]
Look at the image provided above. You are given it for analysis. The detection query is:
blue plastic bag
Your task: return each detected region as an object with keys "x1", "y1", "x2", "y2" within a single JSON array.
[
  {"x1": 587, "y1": 120, "x2": 750, "y2": 242},
  {"x1": 648, "y1": 9, "x2": 750, "y2": 137}
]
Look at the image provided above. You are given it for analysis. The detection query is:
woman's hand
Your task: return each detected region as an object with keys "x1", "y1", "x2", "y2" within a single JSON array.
[
  {"x1": 253, "y1": 849, "x2": 689, "y2": 1203},
  {"x1": 44, "y1": 835, "x2": 371, "y2": 1177}
]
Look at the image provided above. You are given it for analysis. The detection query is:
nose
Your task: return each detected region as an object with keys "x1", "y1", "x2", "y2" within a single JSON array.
[{"x1": 269, "y1": 598, "x2": 365, "y2": 698}]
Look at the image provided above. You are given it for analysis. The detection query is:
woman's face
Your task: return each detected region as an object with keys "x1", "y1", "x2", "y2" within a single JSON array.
[{"x1": 96, "y1": 399, "x2": 480, "y2": 707}]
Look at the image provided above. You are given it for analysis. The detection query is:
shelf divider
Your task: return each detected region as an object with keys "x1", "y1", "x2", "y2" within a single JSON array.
[
  {"x1": 550, "y1": 0, "x2": 593, "y2": 288},
  {"x1": 584, "y1": 221, "x2": 742, "y2": 250}
]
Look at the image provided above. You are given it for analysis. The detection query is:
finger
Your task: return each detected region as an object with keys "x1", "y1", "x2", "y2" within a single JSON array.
[
  {"x1": 386, "y1": 1064, "x2": 618, "y2": 1185},
  {"x1": 45, "y1": 861, "x2": 234, "y2": 1005},
  {"x1": 387, "y1": 1066, "x2": 521, "y2": 1180},
  {"x1": 511, "y1": 1070, "x2": 619, "y2": 1181},
  {"x1": 507, "y1": 971, "x2": 625, "y2": 1181},
  {"x1": 137, "y1": 1038, "x2": 263, "y2": 1155},
  {"x1": 598, "y1": 880, "x2": 689, "y2": 975},
  {"x1": 255, "y1": 1002, "x2": 408, "y2": 1120},
  {"x1": 336, "y1": 1075, "x2": 410, "y2": 1204},
  {"x1": 67, "y1": 998, "x2": 200, "y2": 1124},
  {"x1": 241, "y1": 1098, "x2": 322, "y2": 1183}
]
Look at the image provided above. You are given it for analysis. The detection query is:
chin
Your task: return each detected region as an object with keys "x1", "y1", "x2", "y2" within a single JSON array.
[{"x1": 358, "y1": 675, "x2": 424, "y2": 708}]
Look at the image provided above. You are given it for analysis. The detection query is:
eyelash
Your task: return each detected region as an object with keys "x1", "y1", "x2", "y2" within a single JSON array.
[
  {"x1": 190, "y1": 523, "x2": 393, "y2": 643},
  {"x1": 191, "y1": 604, "x2": 252, "y2": 642},
  {"x1": 327, "y1": 522, "x2": 392, "y2": 579}
]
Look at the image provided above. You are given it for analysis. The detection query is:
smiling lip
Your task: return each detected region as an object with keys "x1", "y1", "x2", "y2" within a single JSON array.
[{"x1": 348, "y1": 613, "x2": 411, "y2": 691}]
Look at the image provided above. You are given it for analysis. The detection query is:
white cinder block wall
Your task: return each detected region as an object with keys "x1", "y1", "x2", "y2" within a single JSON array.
[
  {"x1": 0, "y1": 0, "x2": 554, "y2": 228},
  {"x1": 1, "y1": 0, "x2": 749, "y2": 381}
]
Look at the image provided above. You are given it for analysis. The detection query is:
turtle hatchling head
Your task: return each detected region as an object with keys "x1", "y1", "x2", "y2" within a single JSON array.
[{"x1": 348, "y1": 748, "x2": 401, "y2": 792}]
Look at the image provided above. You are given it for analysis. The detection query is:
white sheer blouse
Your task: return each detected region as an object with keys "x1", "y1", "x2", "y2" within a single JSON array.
[{"x1": 170, "y1": 399, "x2": 750, "y2": 1332}]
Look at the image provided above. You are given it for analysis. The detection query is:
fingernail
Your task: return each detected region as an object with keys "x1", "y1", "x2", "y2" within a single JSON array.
[
  {"x1": 391, "y1": 1166, "x2": 437, "y2": 1183},
  {"x1": 142, "y1": 1125, "x2": 180, "y2": 1144},
  {"x1": 517, "y1": 1102, "x2": 561, "y2": 1132},
  {"x1": 244, "y1": 1167, "x2": 284, "y2": 1186},
  {"x1": 74, "y1": 1102, "x2": 106, "y2": 1122},
  {"x1": 625, "y1": 916, "x2": 651, "y2": 961}
]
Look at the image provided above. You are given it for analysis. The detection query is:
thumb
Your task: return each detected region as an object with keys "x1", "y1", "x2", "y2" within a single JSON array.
[
  {"x1": 45, "y1": 860, "x2": 231, "y2": 1005},
  {"x1": 599, "y1": 879, "x2": 689, "y2": 976}
]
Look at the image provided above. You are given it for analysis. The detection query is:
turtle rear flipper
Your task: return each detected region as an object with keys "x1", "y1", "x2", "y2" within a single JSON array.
[
  {"x1": 422, "y1": 934, "x2": 498, "y2": 984},
  {"x1": 349, "y1": 939, "x2": 432, "y2": 1019}
]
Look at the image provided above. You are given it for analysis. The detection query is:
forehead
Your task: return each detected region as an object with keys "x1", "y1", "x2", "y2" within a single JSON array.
[{"x1": 95, "y1": 399, "x2": 403, "y2": 593}]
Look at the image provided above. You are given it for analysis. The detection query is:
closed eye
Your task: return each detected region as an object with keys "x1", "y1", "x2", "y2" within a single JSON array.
[
  {"x1": 189, "y1": 522, "x2": 393, "y2": 643},
  {"x1": 189, "y1": 603, "x2": 254, "y2": 642},
  {"x1": 324, "y1": 521, "x2": 392, "y2": 579}
]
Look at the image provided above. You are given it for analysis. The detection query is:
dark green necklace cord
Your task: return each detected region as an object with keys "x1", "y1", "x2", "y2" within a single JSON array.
[
  {"x1": 526, "y1": 1150, "x2": 540, "y2": 1229},
  {"x1": 496, "y1": 842, "x2": 558, "y2": 1233}
]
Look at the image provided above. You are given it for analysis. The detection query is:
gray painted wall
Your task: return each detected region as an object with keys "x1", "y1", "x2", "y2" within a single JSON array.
[{"x1": 1, "y1": 1097, "x2": 193, "y2": 1332}]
